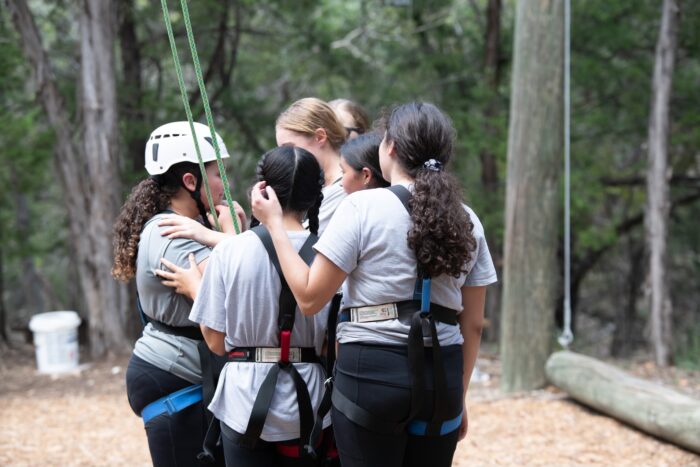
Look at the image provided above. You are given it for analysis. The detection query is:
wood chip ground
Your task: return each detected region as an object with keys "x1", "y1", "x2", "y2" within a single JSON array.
[{"x1": 1, "y1": 348, "x2": 698, "y2": 466}]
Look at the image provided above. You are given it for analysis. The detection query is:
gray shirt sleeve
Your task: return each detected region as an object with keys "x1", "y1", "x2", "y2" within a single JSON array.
[
  {"x1": 313, "y1": 197, "x2": 361, "y2": 274},
  {"x1": 189, "y1": 243, "x2": 227, "y2": 332}
]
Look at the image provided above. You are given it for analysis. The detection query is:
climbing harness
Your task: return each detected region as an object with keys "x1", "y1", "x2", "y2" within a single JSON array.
[
  {"x1": 142, "y1": 384, "x2": 204, "y2": 424},
  {"x1": 308, "y1": 185, "x2": 462, "y2": 447},
  {"x1": 227, "y1": 225, "x2": 322, "y2": 457}
]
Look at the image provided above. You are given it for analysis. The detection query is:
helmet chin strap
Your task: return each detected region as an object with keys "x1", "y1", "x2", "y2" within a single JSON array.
[{"x1": 184, "y1": 175, "x2": 212, "y2": 229}]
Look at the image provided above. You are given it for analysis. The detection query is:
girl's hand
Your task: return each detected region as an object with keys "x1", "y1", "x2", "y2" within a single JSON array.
[
  {"x1": 155, "y1": 254, "x2": 202, "y2": 300},
  {"x1": 251, "y1": 181, "x2": 283, "y2": 229},
  {"x1": 458, "y1": 407, "x2": 469, "y2": 441},
  {"x1": 159, "y1": 214, "x2": 216, "y2": 246},
  {"x1": 210, "y1": 202, "x2": 247, "y2": 234}
]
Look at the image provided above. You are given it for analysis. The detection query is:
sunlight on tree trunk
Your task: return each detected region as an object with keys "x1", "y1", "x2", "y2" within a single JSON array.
[
  {"x1": 501, "y1": 0, "x2": 563, "y2": 392},
  {"x1": 645, "y1": 0, "x2": 679, "y2": 367}
]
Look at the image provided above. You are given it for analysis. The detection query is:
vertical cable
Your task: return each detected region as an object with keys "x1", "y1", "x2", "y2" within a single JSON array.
[{"x1": 559, "y1": 0, "x2": 574, "y2": 348}]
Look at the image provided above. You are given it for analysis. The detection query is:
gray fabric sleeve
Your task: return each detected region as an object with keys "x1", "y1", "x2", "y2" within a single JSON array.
[
  {"x1": 163, "y1": 237, "x2": 211, "y2": 269},
  {"x1": 189, "y1": 245, "x2": 227, "y2": 332},
  {"x1": 313, "y1": 197, "x2": 361, "y2": 274},
  {"x1": 463, "y1": 231, "x2": 498, "y2": 287}
]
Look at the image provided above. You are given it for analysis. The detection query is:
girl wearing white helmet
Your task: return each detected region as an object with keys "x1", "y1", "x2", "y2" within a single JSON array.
[{"x1": 112, "y1": 121, "x2": 244, "y2": 467}]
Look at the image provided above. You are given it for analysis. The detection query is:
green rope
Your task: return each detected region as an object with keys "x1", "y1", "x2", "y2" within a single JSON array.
[
  {"x1": 161, "y1": 0, "x2": 242, "y2": 234},
  {"x1": 179, "y1": 0, "x2": 240, "y2": 234},
  {"x1": 160, "y1": 0, "x2": 220, "y2": 231}
]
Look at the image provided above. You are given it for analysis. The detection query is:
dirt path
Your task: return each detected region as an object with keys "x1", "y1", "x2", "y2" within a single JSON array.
[{"x1": 1, "y1": 349, "x2": 698, "y2": 467}]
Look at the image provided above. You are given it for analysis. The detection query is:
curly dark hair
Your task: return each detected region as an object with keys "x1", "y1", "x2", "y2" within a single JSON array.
[
  {"x1": 112, "y1": 162, "x2": 201, "y2": 282},
  {"x1": 253, "y1": 146, "x2": 324, "y2": 235},
  {"x1": 385, "y1": 102, "x2": 476, "y2": 278}
]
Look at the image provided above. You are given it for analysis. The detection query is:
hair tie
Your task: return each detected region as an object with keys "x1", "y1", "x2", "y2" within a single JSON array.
[{"x1": 423, "y1": 159, "x2": 443, "y2": 172}]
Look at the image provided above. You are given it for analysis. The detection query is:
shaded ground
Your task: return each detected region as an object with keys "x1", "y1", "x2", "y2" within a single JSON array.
[{"x1": 1, "y1": 346, "x2": 699, "y2": 467}]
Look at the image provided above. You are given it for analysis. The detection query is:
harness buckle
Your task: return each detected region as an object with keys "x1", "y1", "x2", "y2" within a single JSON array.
[
  {"x1": 255, "y1": 347, "x2": 302, "y2": 363},
  {"x1": 349, "y1": 303, "x2": 398, "y2": 323}
]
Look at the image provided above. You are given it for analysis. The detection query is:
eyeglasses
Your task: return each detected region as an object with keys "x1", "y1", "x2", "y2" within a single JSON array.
[{"x1": 345, "y1": 127, "x2": 364, "y2": 137}]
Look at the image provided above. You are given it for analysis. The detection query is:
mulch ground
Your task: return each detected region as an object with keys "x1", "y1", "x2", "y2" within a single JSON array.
[{"x1": 1, "y1": 345, "x2": 699, "y2": 467}]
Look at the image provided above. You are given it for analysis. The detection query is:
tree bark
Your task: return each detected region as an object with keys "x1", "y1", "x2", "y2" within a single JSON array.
[
  {"x1": 546, "y1": 351, "x2": 700, "y2": 454},
  {"x1": 500, "y1": 0, "x2": 563, "y2": 391},
  {"x1": 117, "y1": 0, "x2": 147, "y2": 173},
  {"x1": 645, "y1": 0, "x2": 679, "y2": 367},
  {"x1": 7, "y1": 0, "x2": 130, "y2": 356}
]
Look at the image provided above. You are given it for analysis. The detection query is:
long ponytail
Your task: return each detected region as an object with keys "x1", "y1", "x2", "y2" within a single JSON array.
[{"x1": 385, "y1": 102, "x2": 476, "y2": 278}]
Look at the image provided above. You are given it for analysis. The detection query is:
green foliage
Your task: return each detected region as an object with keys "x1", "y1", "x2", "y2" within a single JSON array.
[{"x1": 2, "y1": 0, "x2": 699, "y2": 356}]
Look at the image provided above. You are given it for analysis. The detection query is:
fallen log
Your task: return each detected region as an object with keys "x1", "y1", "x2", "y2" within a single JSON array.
[{"x1": 545, "y1": 351, "x2": 700, "y2": 454}]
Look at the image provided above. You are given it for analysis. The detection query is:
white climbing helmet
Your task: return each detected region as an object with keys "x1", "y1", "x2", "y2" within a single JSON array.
[{"x1": 144, "y1": 121, "x2": 229, "y2": 175}]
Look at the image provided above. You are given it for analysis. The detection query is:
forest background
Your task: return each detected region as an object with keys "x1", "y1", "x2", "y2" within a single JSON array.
[{"x1": 0, "y1": 0, "x2": 698, "y2": 372}]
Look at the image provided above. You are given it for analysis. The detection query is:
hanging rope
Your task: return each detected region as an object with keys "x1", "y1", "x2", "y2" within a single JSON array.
[
  {"x1": 558, "y1": 0, "x2": 574, "y2": 349},
  {"x1": 160, "y1": 0, "x2": 241, "y2": 234}
]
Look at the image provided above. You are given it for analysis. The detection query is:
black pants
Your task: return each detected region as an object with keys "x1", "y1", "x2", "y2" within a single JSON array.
[
  {"x1": 220, "y1": 421, "x2": 322, "y2": 467},
  {"x1": 126, "y1": 354, "x2": 220, "y2": 467},
  {"x1": 331, "y1": 343, "x2": 463, "y2": 467}
]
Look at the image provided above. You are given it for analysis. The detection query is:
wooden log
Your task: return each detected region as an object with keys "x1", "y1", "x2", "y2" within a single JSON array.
[{"x1": 545, "y1": 351, "x2": 700, "y2": 454}]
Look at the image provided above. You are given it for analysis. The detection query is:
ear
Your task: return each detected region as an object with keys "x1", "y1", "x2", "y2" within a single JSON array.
[
  {"x1": 181, "y1": 172, "x2": 198, "y2": 191},
  {"x1": 361, "y1": 167, "x2": 373, "y2": 185},
  {"x1": 385, "y1": 139, "x2": 396, "y2": 159},
  {"x1": 314, "y1": 128, "x2": 328, "y2": 146}
]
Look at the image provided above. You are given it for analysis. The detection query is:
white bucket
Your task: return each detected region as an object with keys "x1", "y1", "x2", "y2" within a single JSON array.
[{"x1": 28, "y1": 311, "x2": 81, "y2": 374}]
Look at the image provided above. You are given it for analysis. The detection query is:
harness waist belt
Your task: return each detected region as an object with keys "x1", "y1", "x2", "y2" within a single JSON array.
[
  {"x1": 228, "y1": 347, "x2": 320, "y2": 364},
  {"x1": 150, "y1": 320, "x2": 204, "y2": 340},
  {"x1": 141, "y1": 384, "x2": 203, "y2": 424},
  {"x1": 340, "y1": 300, "x2": 458, "y2": 325}
]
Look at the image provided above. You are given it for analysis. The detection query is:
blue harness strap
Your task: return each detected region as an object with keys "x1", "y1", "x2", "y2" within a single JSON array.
[
  {"x1": 407, "y1": 411, "x2": 463, "y2": 436},
  {"x1": 141, "y1": 384, "x2": 203, "y2": 424}
]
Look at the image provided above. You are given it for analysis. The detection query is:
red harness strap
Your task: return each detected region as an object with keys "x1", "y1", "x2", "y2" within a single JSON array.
[{"x1": 279, "y1": 329, "x2": 292, "y2": 364}]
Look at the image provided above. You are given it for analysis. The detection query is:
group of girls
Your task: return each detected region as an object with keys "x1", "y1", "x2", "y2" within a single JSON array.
[{"x1": 113, "y1": 97, "x2": 496, "y2": 467}]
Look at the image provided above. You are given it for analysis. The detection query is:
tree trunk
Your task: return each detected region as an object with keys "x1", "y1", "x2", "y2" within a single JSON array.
[
  {"x1": 612, "y1": 239, "x2": 644, "y2": 357},
  {"x1": 500, "y1": 0, "x2": 563, "y2": 391},
  {"x1": 645, "y1": 0, "x2": 679, "y2": 367},
  {"x1": 546, "y1": 351, "x2": 700, "y2": 454},
  {"x1": 7, "y1": 0, "x2": 131, "y2": 357},
  {"x1": 117, "y1": 0, "x2": 147, "y2": 173}
]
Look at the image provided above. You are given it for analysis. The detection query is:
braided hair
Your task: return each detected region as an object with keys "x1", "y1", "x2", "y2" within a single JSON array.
[{"x1": 253, "y1": 146, "x2": 324, "y2": 234}]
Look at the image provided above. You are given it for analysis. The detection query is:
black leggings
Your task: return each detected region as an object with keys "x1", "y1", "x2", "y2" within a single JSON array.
[
  {"x1": 331, "y1": 343, "x2": 463, "y2": 467},
  {"x1": 126, "y1": 354, "x2": 219, "y2": 467}
]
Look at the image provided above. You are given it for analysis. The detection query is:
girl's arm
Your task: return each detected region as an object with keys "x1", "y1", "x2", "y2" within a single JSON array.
[
  {"x1": 251, "y1": 182, "x2": 346, "y2": 315},
  {"x1": 159, "y1": 202, "x2": 248, "y2": 246},
  {"x1": 458, "y1": 285, "x2": 487, "y2": 441},
  {"x1": 201, "y1": 325, "x2": 226, "y2": 356}
]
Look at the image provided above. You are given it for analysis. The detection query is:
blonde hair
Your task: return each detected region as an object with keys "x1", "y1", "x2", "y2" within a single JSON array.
[
  {"x1": 276, "y1": 97, "x2": 347, "y2": 150},
  {"x1": 329, "y1": 98, "x2": 370, "y2": 134}
]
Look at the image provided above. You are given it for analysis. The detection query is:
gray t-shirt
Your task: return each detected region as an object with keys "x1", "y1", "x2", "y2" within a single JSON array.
[
  {"x1": 318, "y1": 180, "x2": 346, "y2": 237},
  {"x1": 314, "y1": 186, "x2": 497, "y2": 347},
  {"x1": 133, "y1": 212, "x2": 212, "y2": 384},
  {"x1": 189, "y1": 230, "x2": 331, "y2": 442}
]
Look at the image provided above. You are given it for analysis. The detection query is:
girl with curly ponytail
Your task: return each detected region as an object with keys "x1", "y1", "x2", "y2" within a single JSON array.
[
  {"x1": 252, "y1": 102, "x2": 497, "y2": 467},
  {"x1": 189, "y1": 146, "x2": 335, "y2": 465}
]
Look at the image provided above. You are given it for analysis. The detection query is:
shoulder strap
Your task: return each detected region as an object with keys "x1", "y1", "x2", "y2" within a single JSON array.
[
  {"x1": 386, "y1": 185, "x2": 411, "y2": 213},
  {"x1": 251, "y1": 226, "x2": 317, "y2": 331}
]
